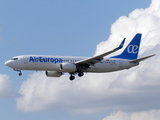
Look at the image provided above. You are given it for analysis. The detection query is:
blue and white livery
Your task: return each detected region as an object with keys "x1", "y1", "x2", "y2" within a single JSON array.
[{"x1": 5, "y1": 33, "x2": 155, "y2": 80}]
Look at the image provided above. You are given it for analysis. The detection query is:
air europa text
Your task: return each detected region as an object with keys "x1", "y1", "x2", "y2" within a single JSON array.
[{"x1": 29, "y1": 56, "x2": 63, "y2": 64}]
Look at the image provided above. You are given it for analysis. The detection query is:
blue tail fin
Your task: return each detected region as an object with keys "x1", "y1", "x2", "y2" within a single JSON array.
[{"x1": 111, "y1": 33, "x2": 142, "y2": 60}]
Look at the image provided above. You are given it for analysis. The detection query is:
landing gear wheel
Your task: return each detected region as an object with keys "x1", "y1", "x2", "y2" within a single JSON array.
[
  {"x1": 19, "y1": 72, "x2": 22, "y2": 76},
  {"x1": 69, "y1": 75, "x2": 75, "y2": 80},
  {"x1": 78, "y1": 72, "x2": 84, "y2": 77}
]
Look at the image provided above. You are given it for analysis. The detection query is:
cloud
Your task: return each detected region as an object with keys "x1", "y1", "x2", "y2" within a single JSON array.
[
  {"x1": 0, "y1": 74, "x2": 17, "y2": 99},
  {"x1": 17, "y1": 0, "x2": 160, "y2": 116},
  {"x1": 95, "y1": 0, "x2": 160, "y2": 56},
  {"x1": 102, "y1": 110, "x2": 160, "y2": 120}
]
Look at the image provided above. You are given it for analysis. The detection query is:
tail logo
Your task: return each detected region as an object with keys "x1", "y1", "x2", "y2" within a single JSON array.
[{"x1": 127, "y1": 45, "x2": 139, "y2": 54}]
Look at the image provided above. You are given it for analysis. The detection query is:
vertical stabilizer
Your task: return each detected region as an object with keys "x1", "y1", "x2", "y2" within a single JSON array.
[{"x1": 111, "y1": 33, "x2": 142, "y2": 60}]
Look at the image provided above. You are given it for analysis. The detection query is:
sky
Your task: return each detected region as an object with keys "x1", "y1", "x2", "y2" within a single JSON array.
[{"x1": 2, "y1": 0, "x2": 160, "y2": 120}]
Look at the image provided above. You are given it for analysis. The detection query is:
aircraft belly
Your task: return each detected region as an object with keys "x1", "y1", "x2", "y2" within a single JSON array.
[
  {"x1": 5, "y1": 33, "x2": 155, "y2": 79},
  {"x1": 27, "y1": 62, "x2": 60, "y2": 71},
  {"x1": 87, "y1": 63, "x2": 120, "y2": 72}
]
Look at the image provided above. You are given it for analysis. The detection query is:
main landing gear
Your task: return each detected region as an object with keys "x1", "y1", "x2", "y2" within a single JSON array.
[
  {"x1": 69, "y1": 75, "x2": 75, "y2": 80},
  {"x1": 69, "y1": 72, "x2": 84, "y2": 80},
  {"x1": 78, "y1": 72, "x2": 84, "y2": 77}
]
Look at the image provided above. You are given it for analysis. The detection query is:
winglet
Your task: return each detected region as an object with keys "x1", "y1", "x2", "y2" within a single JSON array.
[
  {"x1": 75, "y1": 38, "x2": 126, "y2": 65},
  {"x1": 116, "y1": 38, "x2": 126, "y2": 49}
]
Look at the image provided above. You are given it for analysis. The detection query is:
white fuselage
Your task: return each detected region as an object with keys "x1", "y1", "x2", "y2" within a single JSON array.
[
  {"x1": 4, "y1": 33, "x2": 154, "y2": 80},
  {"x1": 5, "y1": 55, "x2": 139, "y2": 73}
]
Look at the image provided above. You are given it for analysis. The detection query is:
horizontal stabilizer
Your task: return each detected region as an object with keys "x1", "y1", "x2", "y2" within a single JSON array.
[{"x1": 130, "y1": 54, "x2": 155, "y2": 63}]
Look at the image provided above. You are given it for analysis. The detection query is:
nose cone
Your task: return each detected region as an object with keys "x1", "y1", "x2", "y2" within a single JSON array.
[{"x1": 5, "y1": 60, "x2": 12, "y2": 67}]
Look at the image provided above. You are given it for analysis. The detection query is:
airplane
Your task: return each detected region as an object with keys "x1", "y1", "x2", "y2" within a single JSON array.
[{"x1": 5, "y1": 33, "x2": 155, "y2": 80}]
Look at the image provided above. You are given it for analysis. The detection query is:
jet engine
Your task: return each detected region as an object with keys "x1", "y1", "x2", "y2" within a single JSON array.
[
  {"x1": 45, "y1": 71, "x2": 62, "y2": 77},
  {"x1": 60, "y1": 63, "x2": 76, "y2": 72}
]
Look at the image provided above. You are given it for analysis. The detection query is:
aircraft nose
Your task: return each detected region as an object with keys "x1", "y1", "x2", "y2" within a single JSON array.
[{"x1": 5, "y1": 60, "x2": 12, "y2": 67}]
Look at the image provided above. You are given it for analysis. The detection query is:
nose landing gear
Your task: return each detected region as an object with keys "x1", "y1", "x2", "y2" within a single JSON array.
[
  {"x1": 13, "y1": 68, "x2": 22, "y2": 76},
  {"x1": 18, "y1": 72, "x2": 22, "y2": 76}
]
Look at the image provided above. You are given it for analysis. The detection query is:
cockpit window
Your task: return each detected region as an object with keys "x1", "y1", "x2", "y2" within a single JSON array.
[{"x1": 11, "y1": 58, "x2": 18, "y2": 60}]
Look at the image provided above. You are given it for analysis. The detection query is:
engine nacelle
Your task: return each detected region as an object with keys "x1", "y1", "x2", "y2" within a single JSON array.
[
  {"x1": 45, "y1": 71, "x2": 62, "y2": 77},
  {"x1": 60, "y1": 63, "x2": 76, "y2": 72}
]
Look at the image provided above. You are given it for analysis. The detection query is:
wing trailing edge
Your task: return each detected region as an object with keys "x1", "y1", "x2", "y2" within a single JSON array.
[{"x1": 75, "y1": 38, "x2": 126, "y2": 66}]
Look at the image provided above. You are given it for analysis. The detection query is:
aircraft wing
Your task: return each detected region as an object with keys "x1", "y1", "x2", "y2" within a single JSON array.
[
  {"x1": 75, "y1": 38, "x2": 125, "y2": 67},
  {"x1": 130, "y1": 54, "x2": 155, "y2": 63}
]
